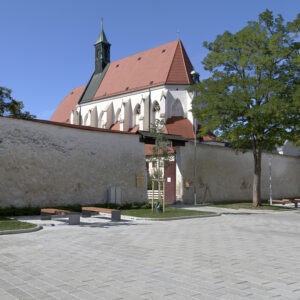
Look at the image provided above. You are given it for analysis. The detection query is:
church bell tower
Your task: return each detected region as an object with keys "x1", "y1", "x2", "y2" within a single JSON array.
[{"x1": 94, "y1": 20, "x2": 111, "y2": 74}]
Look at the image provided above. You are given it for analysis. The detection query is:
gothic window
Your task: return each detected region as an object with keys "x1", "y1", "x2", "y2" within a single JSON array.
[
  {"x1": 152, "y1": 101, "x2": 160, "y2": 113},
  {"x1": 134, "y1": 104, "x2": 141, "y2": 126},
  {"x1": 151, "y1": 101, "x2": 160, "y2": 124}
]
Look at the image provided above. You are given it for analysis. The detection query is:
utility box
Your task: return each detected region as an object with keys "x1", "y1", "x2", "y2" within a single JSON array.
[{"x1": 108, "y1": 186, "x2": 122, "y2": 205}]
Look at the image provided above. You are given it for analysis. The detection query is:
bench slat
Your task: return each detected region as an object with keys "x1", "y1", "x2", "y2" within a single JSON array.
[
  {"x1": 82, "y1": 207, "x2": 115, "y2": 213},
  {"x1": 41, "y1": 208, "x2": 71, "y2": 215},
  {"x1": 82, "y1": 206, "x2": 121, "y2": 221}
]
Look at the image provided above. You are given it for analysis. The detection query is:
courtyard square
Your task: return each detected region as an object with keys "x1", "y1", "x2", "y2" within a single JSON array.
[{"x1": 1, "y1": 209, "x2": 300, "y2": 299}]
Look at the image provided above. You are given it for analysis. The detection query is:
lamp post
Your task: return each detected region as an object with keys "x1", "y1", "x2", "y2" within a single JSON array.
[
  {"x1": 193, "y1": 118, "x2": 197, "y2": 205},
  {"x1": 190, "y1": 70, "x2": 200, "y2": 206},
  {"x1": 269, "y1": 156, "x2": 272, "y2": 205}
]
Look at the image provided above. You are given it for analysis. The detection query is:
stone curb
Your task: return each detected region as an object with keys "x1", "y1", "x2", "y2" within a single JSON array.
[
  {"x1": 0, "y1": 225, "x2": 43, "y2": 235},
  {"x1": 122, "y1": 212, "x2": 221, "y2": 221}
]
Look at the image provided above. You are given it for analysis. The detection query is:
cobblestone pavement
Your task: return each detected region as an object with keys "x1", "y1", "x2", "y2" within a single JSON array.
[{"x1": 1, "y1": 209, "x2": 300, "y2": 300}]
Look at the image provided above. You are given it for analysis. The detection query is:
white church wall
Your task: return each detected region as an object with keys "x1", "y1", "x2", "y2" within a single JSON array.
[
  {"x1": 177, "y1": 142, "x2": 300, "y2": 204},
  {"x1": 0, "y1": 117, "x2": 147, "y2": 208},
  {"x1": 75, "y1": 85, "x2": 192, "y2": 130},
  {"x1": 167, "y1": 85, "x2": 194, "y2": 122}
]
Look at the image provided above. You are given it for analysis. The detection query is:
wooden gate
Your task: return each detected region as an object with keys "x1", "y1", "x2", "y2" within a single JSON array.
[{"x1": 164, "y1": 160, "x2": 176, "y2": 204}]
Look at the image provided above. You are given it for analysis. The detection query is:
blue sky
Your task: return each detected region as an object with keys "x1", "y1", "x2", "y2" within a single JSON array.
[{"x1": 0, "y1": 0, "x2": 299, "y2": 120}]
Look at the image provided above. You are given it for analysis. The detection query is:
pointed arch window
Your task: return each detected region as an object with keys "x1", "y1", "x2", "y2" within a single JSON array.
[
  {"x1": 151, "y1": 101, "x2": 160, "y2": 124},
  {"x1": 134, "y1": 104, "x2": 141, "y2": 126}
]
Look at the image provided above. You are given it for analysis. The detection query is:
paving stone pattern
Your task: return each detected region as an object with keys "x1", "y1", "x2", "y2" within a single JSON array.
[{"x1": 0, "y1": 210, "x2": 300, "y2": 299}]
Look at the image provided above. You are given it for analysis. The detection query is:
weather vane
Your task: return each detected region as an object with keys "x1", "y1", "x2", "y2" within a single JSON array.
[{"x1": 177, "y1": 29, "x2": 180, "y2": 40}]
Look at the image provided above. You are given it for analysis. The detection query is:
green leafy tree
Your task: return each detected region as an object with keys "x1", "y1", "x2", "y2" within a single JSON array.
[
  {"x1": 0, "y1": 86, "x2": 35, "y2": 119},
  {"x1": 192, "y1": 10, "x2": 300, "y2": 207}
]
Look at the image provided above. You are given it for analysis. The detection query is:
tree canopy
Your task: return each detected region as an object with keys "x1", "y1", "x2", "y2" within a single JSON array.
[
  {"x1": 192, "y1": 10, "x2": 300, "y2": 206},
  {"x1": 0, "y1": 86, "x2": 35, "y2": 119}
]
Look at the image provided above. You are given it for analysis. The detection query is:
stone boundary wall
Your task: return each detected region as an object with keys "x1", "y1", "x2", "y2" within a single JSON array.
[
  {"x1": 177, "y1": 142, "x2": 300, "y2": 204},
  {"x1": 0, "y1": 117, "x2": 147, "y2": 208}
]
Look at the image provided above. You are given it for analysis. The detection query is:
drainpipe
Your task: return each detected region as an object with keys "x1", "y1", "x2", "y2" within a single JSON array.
[
  {"x1": 194, "y1": 117, "x2": 197, "y2": 205},
  {"x1": 79, "y1": 106, "x2": 82, "y2": 126},
  {"x1": 148, "y1": 88, "x2": 151, "y2": 131}
]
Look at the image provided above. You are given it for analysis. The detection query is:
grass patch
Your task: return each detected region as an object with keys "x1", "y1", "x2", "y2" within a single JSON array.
[
  {"x1": 0, "y1": 217, "x2": 36, "y2": 231},
  {"x1": 212, "y1": 202, "x2": 293, "y2": 210},
  {"x1": 121, "y1": 207, "x2": 216, "y2": 218}
]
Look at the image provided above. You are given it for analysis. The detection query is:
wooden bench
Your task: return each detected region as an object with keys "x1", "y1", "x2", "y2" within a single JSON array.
[
  {"x1": 40, "y1": 208, "x2": 80, "y2": 225},
  {"x1": 271, "y1": 199, "x2": 300, "y2": 208},
  {"x1": 82, "y1": 207, "x2": 121, "y2": 221}
]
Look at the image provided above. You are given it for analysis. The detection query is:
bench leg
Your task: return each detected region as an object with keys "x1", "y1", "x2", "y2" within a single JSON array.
[
  {"x1": 69, "y1": 214, "x2": 80, "y2": 225},
  {"x1": 111, "y1": 210, "x2": 121, "y2": 221},
  {"x1": 41, "y1": 214, "x2": 51, "y2": 220},
  {"x1": 82, "y1": 211, "x2": 91, "y2": 217}
]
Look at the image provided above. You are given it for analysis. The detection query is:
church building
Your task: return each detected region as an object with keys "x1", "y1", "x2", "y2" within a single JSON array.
[
  {"x1": 51, "y1": 25, "x2": 202, "y2": 140},
  {"x1": 51, "y1": 25, "x2": 214, "y2": 203}
]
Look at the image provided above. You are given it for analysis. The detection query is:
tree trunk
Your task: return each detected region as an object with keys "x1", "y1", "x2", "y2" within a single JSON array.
[{"x1": 253, "y1": 147, "x2": 262, "y2": 208}]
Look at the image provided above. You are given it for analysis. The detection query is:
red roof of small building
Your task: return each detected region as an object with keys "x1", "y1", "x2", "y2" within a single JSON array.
[
  {"x1": 145, "y1": 144, "x2": 175, "y2": 156},
  {"x1": 164, "y1": 117, "x2": 195, "y2": 139},
  {"x1": 93, "y1": 40, "x2": 194, "y2": 100},
  {"x1": 51, "y1": 86, "x2": 85, "y2": 123},
  {"x1": 164, "y1": 117, "x2": 216, "y2": 142}
]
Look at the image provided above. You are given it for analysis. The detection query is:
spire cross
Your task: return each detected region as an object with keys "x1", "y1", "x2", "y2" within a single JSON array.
[
  {"x1": 177, "y1": 29, "x2": 180, "y2": 40},
  {"x1": 101, "y1": 18, "x2": 104, "y2": 31}
]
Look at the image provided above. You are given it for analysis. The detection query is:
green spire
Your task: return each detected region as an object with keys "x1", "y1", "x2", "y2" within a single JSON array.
[{"x1": 95, "y1": 18, "x2": 109, "y2": 44}]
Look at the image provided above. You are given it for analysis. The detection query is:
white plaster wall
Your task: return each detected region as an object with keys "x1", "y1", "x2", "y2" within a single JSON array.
[
  {"x1": 77, "y1": 84, "x2": 194, "y2": 129},
  {"x1": 167, "y1": 85, "x2": 194, "y2": 123},
  {"x1": 0, "y1": 117, "x2": 147, "y2": 208},
  {"x1": 277, "y1": 141, "x2": 300, "y2": 156},
  {"x1": 177, "y1": 142, "x2": 300, "y2": 204}
]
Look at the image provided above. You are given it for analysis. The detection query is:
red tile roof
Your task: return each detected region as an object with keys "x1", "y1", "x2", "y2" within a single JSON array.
[
  {"x1": 51, "y1": 86, "x2": 85, "y2": 123},
  {"x1": 129, "y1": 125, "x2": 139, "y2": 133},
  {"x1": 164, "y1": 117, "x2": 216, "y2": 142},
  {"x1": 93, "y1": 40, "x2": 194, "y2": 100},
  {"x1": 145, "y1": 144, "x2": 175, "y2": 156},
  {"x1": 110, "y1": 122, "x2": 120, "y2": 131},
  {"x1": 164, "y1": 117, "x2": 195, "y2": 139}
]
